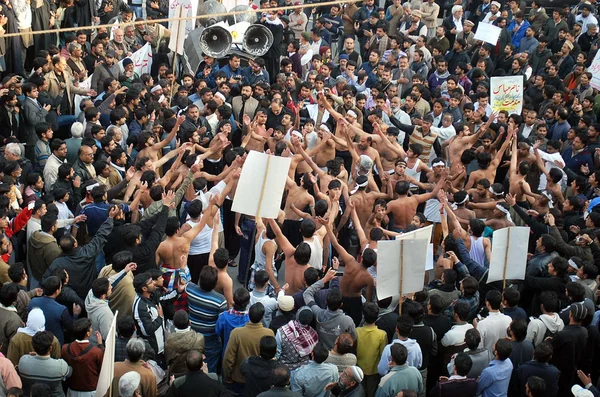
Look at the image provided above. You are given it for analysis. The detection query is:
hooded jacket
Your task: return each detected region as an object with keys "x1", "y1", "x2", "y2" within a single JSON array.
[
  {"x1": 241, "y1": 356, "x2": 278, "y2": 397},
  {"x1": 28, "y1": 230, "x2": 62, "y2": 281},
  {"x1": 303, "y1": 280, "x2": 357, "y2": 350},
  {"x1": 85, "y1": 290, "x2": 113, "y2": 346},
  {"x1": 165, "y1": 329, "x2": 205, "y2": 378},
  {"x1": 526, "y1": 313, "x2": 564, "y2": 347}
]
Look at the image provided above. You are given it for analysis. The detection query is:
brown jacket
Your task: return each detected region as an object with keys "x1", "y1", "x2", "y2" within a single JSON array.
[
  {"x1": 44, "y1": 70, "x2": 89, "y2": 115},
  {"x1": 111, "y1": 360, "x2": 157, "y2": 397},
  {"x1": 165, "y1": 329, "x2": 205, "y2": 378},
  {"x1": 0, "y1": 306, "x2": 23, "y2": 355},
  {"x1": 7, "y1": 332, "x2": 61, "y2": 367},
  {"x1": 223, "y1": 322, "x2": 274, "y2": 383},
  {"x1": 98, "y1": 265, "x2": 136, "y2": 318}
]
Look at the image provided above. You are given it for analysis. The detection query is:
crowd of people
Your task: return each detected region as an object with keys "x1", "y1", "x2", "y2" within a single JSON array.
[{"x1": 1, "y1": 0, "x2": 600, "y2": 396}]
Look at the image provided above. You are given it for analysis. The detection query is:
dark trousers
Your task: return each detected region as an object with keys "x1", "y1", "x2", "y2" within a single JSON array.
[
  {"x1": 223, "y1": 199, "x2": 241, "y2": 260},
  {"x1": 238, "y1": 218, "x2": 256, "y2": 285},
  {"x1": 188, "y1": 252, "x2": 210, "y2": 284}
]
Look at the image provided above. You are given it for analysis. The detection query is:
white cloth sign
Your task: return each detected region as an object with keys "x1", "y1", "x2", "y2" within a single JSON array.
[
  {"x1": 589, "y1": 49, "x2": 600, "y2": 90},
  {"x1": 168, "y1": 0, "x2": 196, "y2": 38},
  {"x1": 487, "y1": 227, "x2": 530, "y2": 283},
  {"x1": 119, "y1": 42, "x2": 153, "y2": 76},
  {"x1": 376, "y1": 225, "x2": 433, "y2": 300},
  {"x1": 473, "y1": 23, "x2": 501, "y2": 46},
  {"x1": 232, "y1": 151, "x2": 291, "y2": 218},
  {"x1": 95, "y1": 311, "x2": 118, "y2": 396},
  {"x1": 168, "y1": 5, "x2": 187, "y2": 54},
  {"x1": 490, "y1": 76, "x2": 524, "y2": 115}
]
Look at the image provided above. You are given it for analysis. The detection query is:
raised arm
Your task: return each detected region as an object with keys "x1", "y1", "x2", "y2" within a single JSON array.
[
  {"x1": 509, "y1": 130, "x2": 518, "y2": 177},
  {"x1": 292, "y1": 136, "x2": 327, "y2": 179},
  {"x1": 320, "y1": 216, "x2": 355, "y2": 265},
  {"x1": 267, "y1": 218, "x2": 296, "y2": 257},
  {"x1": 155, "y1": 115, "x2": 184, "y2": 151}
]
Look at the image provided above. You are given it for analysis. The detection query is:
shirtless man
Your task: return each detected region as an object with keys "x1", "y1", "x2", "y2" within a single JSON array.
[
  {"x1": 321, "y1": 218, "x2": 375, "y2": 327},
  {"x1": 244, "y1": 110, "x2": 270, "y2": 152},
  {"x1": 313, "y1": 125, "x2": 337, "y2": 168},
  {"x1": 387, "y1": 160, "x2": 429, "y2": 197},
  {"x1": 445, "y1": 114, "x2": 496, "y2": 167},
  {"x1": 444, "y1": 201, "x2": 491, "y2": 265},
  {"x1": 449, "y1": 190, "x2": 476, "y2": 228},
  {"x1": 137, "y1": 115, "x2": 184, "y2": 164},
  {"x1": 267, "y1": 218, "x2": 312, "y2": 295},
  {"x1": 350, "y1": 174, "x2": 391, "y2": 229},
  {"x1": 283, "y1": 174, "x2": 316, "y2": 247},
  {"x1": 484, "y1": 201, "x2": 515, "y2": 230},
  {"x1": 509, "y1": 135, "x2": 535, "y2": 208},
  {"x1": 209, "y1": 225, "x2": 234, "y2": 307},
  {"x1": 465, "y1": 128, "x2": 514, "y2": 190},
  {"x1": 387, "y1": 176, "x2": 445, "y2": 231}
]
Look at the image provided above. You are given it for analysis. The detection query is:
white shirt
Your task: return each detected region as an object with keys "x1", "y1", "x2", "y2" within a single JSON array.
[
  {"x1": 576, "y1": 13, "x2": 598, "y2": 34},
  {"x1": 453, "y1": 17, "x2": 463, "y2": 33},
  {"x1": 441, "y1": 323, "x2": 474, "y2": 347},
  {"x1": 476, "y1": 311, "x2": 512, "y2": 352}
]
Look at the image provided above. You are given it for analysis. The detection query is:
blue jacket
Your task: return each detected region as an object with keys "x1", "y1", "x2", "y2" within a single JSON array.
[
  {"x1": 28, "y1": 296, "x2": 76, "y2": 345},
  {"x1": 508, "y1": 20, "x2": 530, "y2": 49},
  {"x1": 215, "y1": 309, "x2": 249, "y2": 356},
  {"x1": 561, "y1": 147, "x2": 595, "y2": 176}
]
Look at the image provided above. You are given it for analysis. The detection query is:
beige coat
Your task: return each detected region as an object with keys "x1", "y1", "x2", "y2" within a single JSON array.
[
  {"x1": 44, "y1": 70, "x2": 89, "y2": 115},
  {"x1": 420, "y1": 2, "x2": 440, "y2": 28}
]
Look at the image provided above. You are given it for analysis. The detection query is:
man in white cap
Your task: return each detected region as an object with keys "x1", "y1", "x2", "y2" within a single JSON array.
[
  {"x1": 119, "y1": 371, "x2": 142, "y2": 397},
  {"x1": 400, "y1": 9, "x2": 428, "y2": 41},
  {"x1": 325, "y1": 366, "x2": 365, "y2": 397},
  {"x1": 482, "y1": 1, "x2": 501, "y2": 23}
]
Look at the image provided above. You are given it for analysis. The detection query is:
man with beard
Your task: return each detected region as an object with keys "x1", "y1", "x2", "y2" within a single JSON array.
[
  {"x1": 495, "y1": 44, "x2": 515, "y2": 73},
  {"x1": 91, "y1": 49, "x2": 120, "y2": 94},
  {"x1": 427, "y1": 57, "x2": 449, "y2": 91},
  {"x1": 108, "y1": 29, "x2": 130, "y2": 61},
  {"x1": 335, "y1": 36, "x2": 362, "y2": 66},
  {"x1": 180, "y1": 104, "x2": 210, "y2": 142},
  {"x1": 43, "y1": 139, "x2": 68, "y2": 193},
  {"x1": 83, "y1": 39, "x2": 104, "y2": 71}
]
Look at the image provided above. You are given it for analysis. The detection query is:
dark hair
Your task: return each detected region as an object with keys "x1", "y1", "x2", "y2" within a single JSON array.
[
  {"x1": 91, "y1": 278, "x2": 110, "y2": 298},
  {"x1": 173, "y1": 310, "x2": 189, "y2": 330},
  {"x1": 465, "y1": 328, "x2": 481, "y2": 350},
  {"x1": 527, "y1": 376, "x2": 546, "y2": 397},
  {"x1": 396, "y1": 315, "x2": 414, "y2": 337},
  {"x1": 502, "y1": 287, "x2": 520, "y2": 308},
  {"x1": 259, "y1": 335, "x2": 277, "y2": 360},
  {"x1": 8, "y1": 262, "x2": 26, "y2": 283},
  {"x1": 304, "y1": 267, "x2": 320, "y2": 286},
  {"x1": 117, "y1": 316, "x2": 136, "y2": 338},
  {"x1": 509, "y1": 318, "x2": 528, "y2": 341},
  {"x1": 428, "y1": 294, "x2": 446, "y2": 314},
  {"x1": 454, "y1": 353, "x2": 473, "y2": 376},
  {"x1": 363, "y1": 302, "x2": 379, "y2": 324},
  {"x1": 312, "y1": 342, "x2": 329, "y2": 363},
  {"x1": 533, "y1": 341, "x2": 553, "y2": 363},
  {"x1": 486, "y1": 290, "x2": 502, "y2": 310},
  {"x1": 294, "y1": 242, "x2": 312, "y2": 265},
  {"x1": 40, "y1": 214, "x2": 58, "y2": 233},
  {"x1": 186, "y1": 349, "x2": 204, "y2": 371},
  {"x1": 233, "y1": 287, "x2": 250, "y2": 311},
  {"x1": 0, "y1": 283, "x2": 18, "y2": 307},
  {"x1": 272, "y1": 365, "x2": 291, "y2": 387},
  {"x1": 390, "y1": 343, "x2": 408, "y2": 365},
  {"x1": 42, "y1": 276, "x2": 62, "y2": 296},
  {"x1": 113, "y1": 251, "x2": 133, "y2": 272},
  {"x1": 199, "y1": 266, "x2": 219, "y2": 291},
  {"x1": 72, "y1": 318, "x2": 92, "y2": 340},
  {"x1": 249, "y1": 302, "x2": 265, "y2": 323},
  {"x1": 495, "y1": 338, "x2": 512, "y2": 360},
  {"x1": 32, "y1": 331, "x2": 55, "y2": 355},
  {"x1": 539, "y1": 291, "x2": 558, "y2": 313},
  {"x1": 326, "y1": 289, "x2": 343, "y2": 311},
  {"x1": 453, "y1": 301, "x2": 470, "y2": 322}
]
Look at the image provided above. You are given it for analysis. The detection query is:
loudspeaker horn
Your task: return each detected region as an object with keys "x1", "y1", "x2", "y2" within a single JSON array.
[
  {"x1": 199, "y1": 25, "x2": 233, "y2": 59},
  {"x1": 242, "y1": 24, "x2": 274, "y2": 57},
  {"x1": 196, "y1": 0, "x2": 228, "y2": 27},
  {"x1": 226, "y1": 5, "x2": 258, "y2": 25}
]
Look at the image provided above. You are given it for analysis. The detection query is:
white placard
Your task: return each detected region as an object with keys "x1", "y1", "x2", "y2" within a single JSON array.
[
  {"x1": 95, "y1": 311, "x2": 117, "y2": 396},
  {"x1": 490, "y1": 76, "x2": 524, "y2": 116},
  {"x1": 377, "y1": 237, "x2": 430, "y2": 300},
  {"x1": 589, "y1": 49, "x2": 600, "y2": 90},
  {"x1": 168, "y1": 5, "x2": 187, "y2": 55},
  {"x1": 426, "y1": 243, "x2": 434, "y2": 271},
  {"x1": 232, "y1": 151, "x2": 292, "y2": 218},
  {"x1": 168, "y1": 0, "x2": 196, "y2": 37},
  {"x1": 119, "y1": 42, "x2": 153, "y2": 76},
  {"x1": 473, "y1": 22, "x2": 502, "y2": 46},
  {"x1": 487, "y1": 226, "x2": 530, "y2": 283},
  {"x1": 394, "y1": 224, "x2": 434, "y2": 242}
]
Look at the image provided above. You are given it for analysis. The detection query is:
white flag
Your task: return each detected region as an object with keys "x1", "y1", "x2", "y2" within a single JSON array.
[
  {"x1": 168, "y1": 5, "x2": 187, "y2": 54},
  {"x1": 96, "y1": 311, "x2": 118, "y2": 397},
  {"x1": 119, "y1": 43, "x2": 153, "y2": 76}
]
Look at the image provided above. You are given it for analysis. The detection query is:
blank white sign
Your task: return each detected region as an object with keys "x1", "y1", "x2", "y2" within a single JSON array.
[{"x1": 487, "y1": 226, "x2": 530, "y2": 283}]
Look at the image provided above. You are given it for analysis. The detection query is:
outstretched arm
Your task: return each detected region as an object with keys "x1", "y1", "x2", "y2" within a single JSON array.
[
  {"x1": 291, "y1": 137, "x2": 327, "y2": 179},
  {"x1": 320, "y1": 216, "x2": 355, "y2": 266},
  {"x1": 267, "y1": 218, "x2": 296, "y2": 257}
]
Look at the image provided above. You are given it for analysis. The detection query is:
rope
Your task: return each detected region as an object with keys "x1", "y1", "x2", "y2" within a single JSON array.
[{"x1": 0, "y1": 0, "x2": 360, "y2": 39}]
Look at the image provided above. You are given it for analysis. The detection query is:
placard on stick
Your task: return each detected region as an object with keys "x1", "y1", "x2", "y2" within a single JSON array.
[
  {"x1": 487, "y1": 226, "x2": 530, "y2": 285},
  {"x1": 231, "y1": 151, "x2": 291, "y2": 219},
  {"x1": 473, "y1": 23, "x2": 501, "y2": 46},
  {"x1": 377, "y1": 225, "x2": 433, "y2": 300}
]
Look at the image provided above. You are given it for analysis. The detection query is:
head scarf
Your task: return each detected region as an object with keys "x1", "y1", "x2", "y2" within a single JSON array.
[
  {"x1": 280, "y1": 307, "x2": 318, "y2": 357},
  {"x1": 18, "y1": 307, "x2": 45, "y2": 337}
]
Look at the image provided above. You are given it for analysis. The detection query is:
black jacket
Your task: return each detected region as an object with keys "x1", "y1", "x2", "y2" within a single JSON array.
[
  {"x1": 129, "y1": 205, "x2": 169, "y2": 275},
  {"x1": 241, "y1": 356, "x2": 278, "y2": 397},
  {"x1": 167, "y1": 372, "x2": 226, "y2": 397},
  {"x1": 551, "y1": 324, "x2": 589, "y2": 394},
  {"x1": 511, "y1": 360, "x2": 560, "y2": 397}
]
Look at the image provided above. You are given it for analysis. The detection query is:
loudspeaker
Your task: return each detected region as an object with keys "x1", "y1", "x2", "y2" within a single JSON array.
[
  {"x1": 242, "y1": 24, "x2": 274, "y2": 57},
  {"x1": 196, "y1": 0, "x2": 227, "y2": 27},
  {"x1": 226, "y1": 5, "x2": 257, "y2": 26},
  {"x1": 199, "y1": 25, "x2": 233, "y2": 59}
]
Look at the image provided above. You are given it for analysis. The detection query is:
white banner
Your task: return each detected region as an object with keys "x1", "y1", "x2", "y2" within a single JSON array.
[
  {"x1": 96, "y1": 311, "x2": 118, "y2": 397},
  {"x1": 590, "y1": 49, "x2": 600, "y2": 90},
  {"x1": 168, "y1": 0, "x2": 196, "y2": 38},
  {"x1": 473, "y1": 23, "x2": 501, "y2": 46},
  {"x1": 232, "y1": 151, "x2": 291, "y2": 219},
  {"x1": 490, "y1": 76, "x2": 524, "y2": 115},
  {"x1": 487, "y1": 227, "x2": 530, "y2": 283},
  {"x1": 169, "y1": 5, "x2": 187, "y2": 54},
  {"x1": 119, "y1": 42, "x2": 153, "y2": 76}
]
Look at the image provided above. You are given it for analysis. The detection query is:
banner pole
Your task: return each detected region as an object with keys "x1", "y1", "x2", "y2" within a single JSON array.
[
  {"x1": 256, "y1": 155, "x2": 271, "y2": 217},
  {"x1": 399, "y1": 240, "x2": 404, "y2": 315},
  {"x1": 503, "y1": 227, "x2": 511, "y2": 290}
]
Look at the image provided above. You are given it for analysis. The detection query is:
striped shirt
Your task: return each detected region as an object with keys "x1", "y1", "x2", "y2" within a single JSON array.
[
  {"x1": 409, "y1": 127, "x2": 438, "y2": 162},
  {"x1": 18, "y1": 355, "x2": 72, "y2": 397},
  {"x1": 187, "y1": 284, "x2": 227, "y2": 338}
]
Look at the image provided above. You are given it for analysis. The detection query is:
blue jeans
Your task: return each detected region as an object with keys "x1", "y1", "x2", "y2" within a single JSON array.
[
  {"x1": 204, "y1": 336, "x2": 222, "y2": 374},
  {"x1": 238, "y1": 218, "x2": 255, "y2": 285},
  {"x1": 130, "y1": 5, "x2": 142, "y2": 18},
  {"x1": 95, "y1": 251, "x2": 106, "y2": 273}
]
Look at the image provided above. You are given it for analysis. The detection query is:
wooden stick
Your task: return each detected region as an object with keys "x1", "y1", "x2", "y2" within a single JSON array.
[
  {"x1": 0, "y1": 0, "x2": 361, "y2": 38},
  {"x1": 503, "y1": 227, "x2": 511, "y2": 290},
  {"x1": 399, "y1": 240, "x2": 404, "y2": 315},
  {"x1": 256, "y1": 154, "x2": 271, "y2": 217}
]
